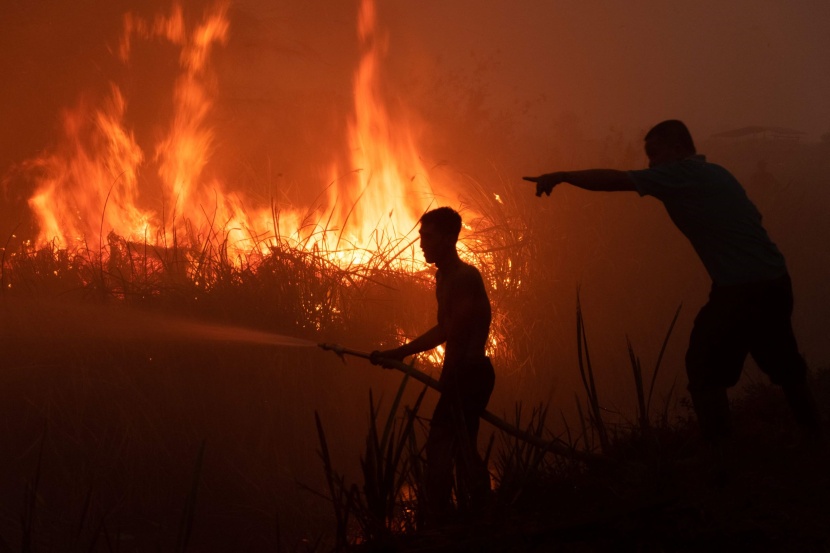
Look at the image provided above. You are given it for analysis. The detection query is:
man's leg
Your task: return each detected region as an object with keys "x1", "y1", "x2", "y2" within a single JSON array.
[
  {"x1": 781, "y1": 378, "x2": 822, "y2": 440},
  {"x1": 452, "y1": 405, "x2": 491, "y2": 511},
  {"x1": 425, "y1": 396, "x2": 456, "y2": 523},
  {"x1": 750, "y1": 276, "x2": 822, "y2": 441},
  {"x1": 455, "y1": 359, "x2": 495, "y2": 509},
  {"x1": 688, "y1": 385, "x2": 732, "y2": 445},
  {"x1": 686, "y1": 291, "x2": 747, "y2": 447}
]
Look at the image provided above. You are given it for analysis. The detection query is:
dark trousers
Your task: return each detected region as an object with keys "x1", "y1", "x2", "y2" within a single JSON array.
[
  {"x1": 686, "y1": 273, "x2": 820, "y2": 443},
  {"x1": 425, "y1": 357, "x2": 495, "y2": 520}
]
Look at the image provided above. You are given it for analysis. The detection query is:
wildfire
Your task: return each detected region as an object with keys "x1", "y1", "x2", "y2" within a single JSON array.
[
  {"x1": 323, "y1": 0, "x2": 438, "y2": 266},
  {"x1": 23, "y1": 0, "x2": 456, "y2": 270}
]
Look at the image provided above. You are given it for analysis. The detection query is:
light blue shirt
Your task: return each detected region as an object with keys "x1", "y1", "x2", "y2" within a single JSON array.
[{"x1": 628, "y1": 155, "x2": 787, "y2": 286}]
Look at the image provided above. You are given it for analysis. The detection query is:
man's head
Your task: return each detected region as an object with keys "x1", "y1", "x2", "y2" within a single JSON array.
[
  {"x1": 418, "y1": 207, "x2": 462, "y2": 264},
  {"x1": 644, "y1": 120, "x2": 696, "y2": 168}
]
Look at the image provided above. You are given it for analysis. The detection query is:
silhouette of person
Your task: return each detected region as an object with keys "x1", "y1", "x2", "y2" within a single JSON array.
[
  {"x1": 524, "y1": 119, "x2": 821, "y2": 454},
  {"x1": 371, "y1": 206, "x2": 494, "y2": 524}
]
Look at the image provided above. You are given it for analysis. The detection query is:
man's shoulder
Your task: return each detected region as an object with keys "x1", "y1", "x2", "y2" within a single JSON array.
[
  {"x1": 629, "y1": 154, "x2": 736, "y2": 195},
  {"x1": 460, "y1": 260, "x2": 485, "y2": 277},
  {"x1": 442, "y1": 260, "x2": 485, "y2": 284}
]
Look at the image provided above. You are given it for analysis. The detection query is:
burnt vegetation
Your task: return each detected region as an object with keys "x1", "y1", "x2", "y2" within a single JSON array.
[{"x1": 1, "y1": 139, "x2": 829, "y2": 552}]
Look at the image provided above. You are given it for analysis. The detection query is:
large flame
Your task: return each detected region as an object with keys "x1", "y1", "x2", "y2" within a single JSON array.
[
  {"x1": 23, "y1": 0, "x2": 452, "y2": 269},
  {"x1": 322, "y1": 0, "x2": 437, "y2": 265}
]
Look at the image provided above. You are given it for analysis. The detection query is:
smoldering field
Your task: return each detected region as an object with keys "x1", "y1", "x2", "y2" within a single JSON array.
[{"x1": 2, "y1": 1, "x2": 830, "y2": 549}]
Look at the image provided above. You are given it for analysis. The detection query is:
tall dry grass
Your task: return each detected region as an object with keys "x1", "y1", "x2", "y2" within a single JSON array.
[
  {"x1": 0, "y1": 181, "x2": 531, "y2": 550},
  {"x1": 1, "y1": 177, "x2": 671, "y2": 548},
  {"x1": 3, "y1": 158, "x2": 824, "y2": 551}
]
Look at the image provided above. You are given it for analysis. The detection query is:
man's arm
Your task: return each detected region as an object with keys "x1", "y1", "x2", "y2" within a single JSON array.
[
  {"x1": 372, "y1": 268, "x2": 486, "y2": 367},
  {"x1": 371, "y1": 325, "x2": 446, "y2": 366},
  {"x1": 523, "y1": 169, "x2": 636, "y2": 196},
  {"x1": 392, "y1": 325, "x2": 446, "y2": 359}
]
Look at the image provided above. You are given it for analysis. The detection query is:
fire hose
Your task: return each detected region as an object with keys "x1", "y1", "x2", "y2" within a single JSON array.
[{"x1": 318, "y1": 343, "x2": 600, "y2": 463}]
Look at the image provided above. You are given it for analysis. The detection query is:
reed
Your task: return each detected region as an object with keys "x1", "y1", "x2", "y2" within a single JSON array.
[
  {"x1": 175, "y1": 440, "x2": 206, "y2": 553},
  {"x1": 575, "y1": 290, "x2": 610, "y2": 453},
  {"x1": 626, "y1": 304, "x2": 682, "y2": 433},
  {"x1": 313, "y1": 411, "x2": 355, "y2": 549},
  {"x1": 491, "y1": 403, "x2": 559, "y2": 509},
  {"x1": 312, "y1": 371, "x2": 429, "y2": 546}
]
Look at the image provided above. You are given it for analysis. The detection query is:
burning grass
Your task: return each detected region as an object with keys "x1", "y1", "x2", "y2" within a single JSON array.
[
  {"x1": 1, "y1": 195, "x2": 828, "y2": 551},
  {"x1": 0, "y1": 190, "x2": 529, "y2": 550}
]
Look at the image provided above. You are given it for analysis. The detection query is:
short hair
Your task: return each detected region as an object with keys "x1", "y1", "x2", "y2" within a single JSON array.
[
  {"x1": 645, "y1": 120, "x2": 696, "y2": 154},
  {"x1": 420, "y1": 207, "x2": 462, "y2": 239}
]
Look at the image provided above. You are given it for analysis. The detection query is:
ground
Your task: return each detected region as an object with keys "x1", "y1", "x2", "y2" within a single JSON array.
[{"x1": 349, "y1": 374, "x2": 830, "y2": 553}]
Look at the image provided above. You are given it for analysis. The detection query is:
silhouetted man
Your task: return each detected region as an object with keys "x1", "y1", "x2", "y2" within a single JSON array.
[
  {"x1": 524, "y1": 119, "x2": 821, "y2": 453},
  {"x1": 371, "y1": 206, "x2": 494, "y2": 523}
]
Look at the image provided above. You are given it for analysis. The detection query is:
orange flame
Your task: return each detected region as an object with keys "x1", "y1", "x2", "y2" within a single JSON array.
[
  {"x1": 25, "y1": 0, "x2": 457, "y2": 269},
  {"x1": 27, "y1": 86, "x2": 152, "y2": 249},
  {"x1": 321, "y1": 0, "x2": 438, "y2": 265}
]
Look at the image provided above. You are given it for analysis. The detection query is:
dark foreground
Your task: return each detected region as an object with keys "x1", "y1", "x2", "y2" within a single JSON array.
[
  {"x1": 351, "y1": 375, "x2": 830, "y2": 553},
  {"x1": 1, "y1": 297, "x2": 827, "y2": 551}
]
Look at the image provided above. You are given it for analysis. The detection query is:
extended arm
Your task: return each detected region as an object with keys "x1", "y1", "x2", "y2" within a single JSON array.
[
  {"x1": 523, "y1": 169, "x2": 636, "y2": 196},
  {"x1": 389, "y1": 325, "x2": 445, "y2": 359},
  {"x1": 371, "y1": 325, "x2": 445, "y2": 367}
]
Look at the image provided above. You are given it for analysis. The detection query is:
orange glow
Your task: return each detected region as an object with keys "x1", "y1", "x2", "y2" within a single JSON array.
[
  {"x1": 27, "y1": 86, "x2": 152, "y2": 249},
  {"x1": 321, "y1": 0, "x2": 437, "y2": 266},
  {"x1": 25, "y1": 0, "x2": 457, "y2": 270}
]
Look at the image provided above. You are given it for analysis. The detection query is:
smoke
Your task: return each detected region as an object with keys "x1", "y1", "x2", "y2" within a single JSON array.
[
  {"x1": 0, "y1": 295, "x2": 317, "y2": 349},
  {"x1": 4, "y1": 1, "x2": 829, "y2": 197}
]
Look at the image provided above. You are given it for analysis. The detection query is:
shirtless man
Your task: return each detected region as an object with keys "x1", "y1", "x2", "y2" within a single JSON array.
[{"x1": 372, "y1": 206, "x2": 494, "y2": 522}]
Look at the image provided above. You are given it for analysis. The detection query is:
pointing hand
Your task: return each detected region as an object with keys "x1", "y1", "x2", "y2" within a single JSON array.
[{"x1": 523, "y1": 173, "x2": 566, "y2": 197}]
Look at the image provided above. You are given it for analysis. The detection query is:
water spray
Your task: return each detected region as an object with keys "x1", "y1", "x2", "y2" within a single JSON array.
[
  {"x1": 318, "y1": 343, "x2": 599, "y2": 462},
  {"x1": 3, "y1": 294, "x2": 596, "y2": 461}
]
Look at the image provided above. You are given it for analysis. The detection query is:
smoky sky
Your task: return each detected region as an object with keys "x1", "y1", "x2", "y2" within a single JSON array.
[
  {"x1": 393, "y1": 1, "x2": 830, "y2": 145},
  {"x1": 3, "y1": 0, "x2": 829, "y2": 176}
]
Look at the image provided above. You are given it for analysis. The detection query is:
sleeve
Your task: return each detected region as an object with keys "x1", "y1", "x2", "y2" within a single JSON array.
[{"x1": 627, "y1": 166, "x2": 688, "y2": 201}]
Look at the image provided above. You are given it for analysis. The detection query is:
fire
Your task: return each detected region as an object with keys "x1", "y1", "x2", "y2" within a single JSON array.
[
  {"x1": 323, "y1": 0, "x2": 437, "y2": 265},
  {"x1": 23, "y1": 0, "x2": 455, "y2": 270},
  {"x1": 26, "y1": 86, "x2": 152, "y2": 249}
]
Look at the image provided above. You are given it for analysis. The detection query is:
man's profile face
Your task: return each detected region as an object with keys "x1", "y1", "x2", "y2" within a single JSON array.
[{"x1": 418, "y1": 222, "x2": 449, "y2": 264}]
